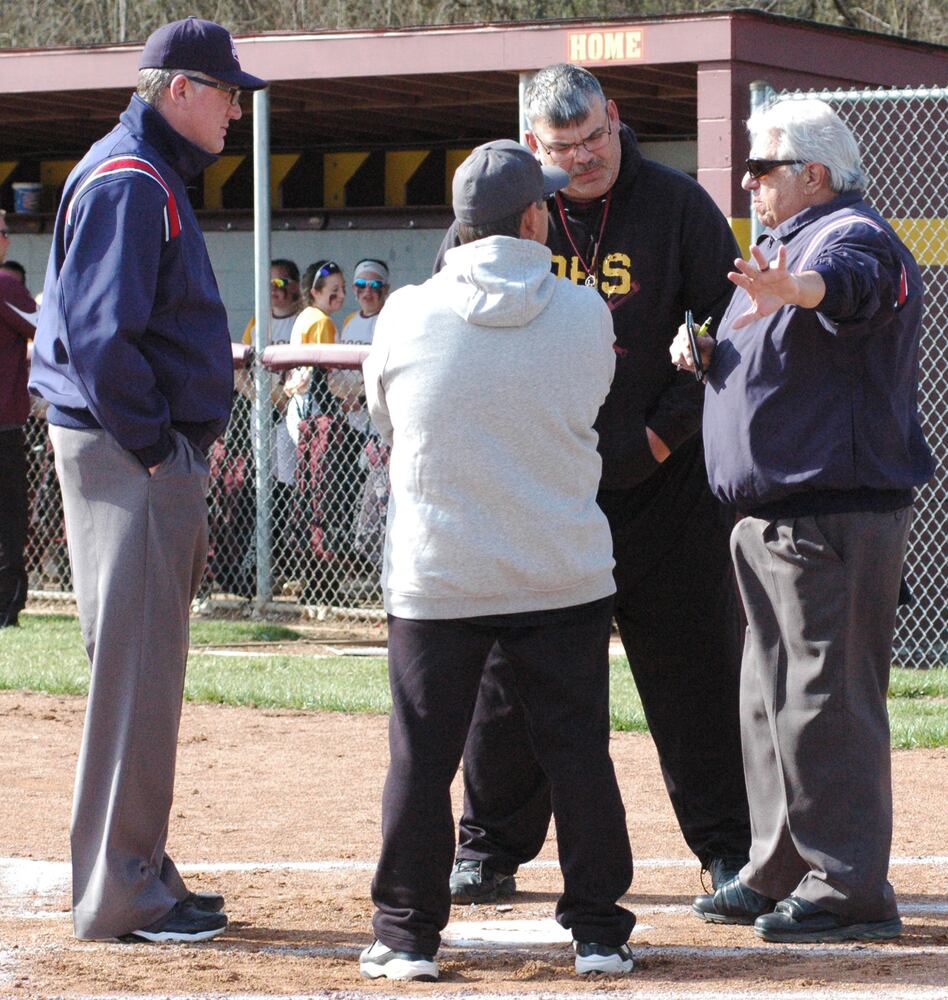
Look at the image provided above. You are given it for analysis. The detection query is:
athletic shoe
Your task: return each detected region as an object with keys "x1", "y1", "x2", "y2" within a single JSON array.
[
  {"x1": 185, "y1": 890, "x2": 226, "y2": 913},
  {"x1": 359, "y1": 939, "x2": 438, "y2": 981},
  {"x1": 693, "y1": 875, "x2": 776, "y2": 924},
  {"x1": 125, "y1": 900, "x2": 227, "y2": 943},
  {"x1": 704, "y1": 855, "x2": 748, "y2": 891},
  {"x1": 573, "y1": 940, "x2": 635, "y2": 975},
  {"x1": 754, "y1": 896, "x2": 903, "y2": 943},
  {"x1": 449, "y1": 859, "x2": 516, "y2": 904}
]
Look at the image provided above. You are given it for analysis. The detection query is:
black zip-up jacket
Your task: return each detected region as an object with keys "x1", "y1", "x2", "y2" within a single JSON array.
[{"x1": 438, "y1": 124, "x2": 739, "y2": 489}]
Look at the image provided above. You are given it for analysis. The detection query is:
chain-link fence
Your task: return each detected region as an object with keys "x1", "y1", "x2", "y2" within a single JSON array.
[
  {"x1": 199, "y1": 347, "x2": 386, "y2": 622},
  {"x1": 25, "y1": 344, "x2": 388, "y2": 627},
  {"x1": 766, "y1": 85, "x2": 947, "y2": 664}
]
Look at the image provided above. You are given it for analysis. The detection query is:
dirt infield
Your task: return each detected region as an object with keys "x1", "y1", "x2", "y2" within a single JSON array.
[{"x1": 1, "y1": 689, "x2": 946, "y2": 997}]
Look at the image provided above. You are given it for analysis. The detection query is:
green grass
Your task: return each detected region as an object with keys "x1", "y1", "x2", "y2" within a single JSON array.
[{"x1": 3, "y1": 614, "x2": 945, "y2": 747}]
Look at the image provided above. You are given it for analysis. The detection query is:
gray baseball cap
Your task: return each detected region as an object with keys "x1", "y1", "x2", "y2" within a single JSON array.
[{"x1": 452, "y1": 139, "x2": 569, "y2": 226}]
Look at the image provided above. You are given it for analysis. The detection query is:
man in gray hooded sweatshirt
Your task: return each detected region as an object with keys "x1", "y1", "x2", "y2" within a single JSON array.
[{"x1": 360, "y1": 139, "x2": 635, "y2": 981}]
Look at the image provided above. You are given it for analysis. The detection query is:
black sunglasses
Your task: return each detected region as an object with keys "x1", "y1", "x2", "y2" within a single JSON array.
[
  {"x1": 316, "y1": 261, "x2": 341, "y2": 278},
  {"x1": 180, "y1": 74, "x2": 241, "y2": 106},
  {"x1": 745, "y1": 158, "x2": 805, "y2": 180},
  {"x1": 0, "y1": 230, "x2": 9, "y2": 238},
  {"x1": 354, "y1": 279, "x2": 384, "y2": 291}
]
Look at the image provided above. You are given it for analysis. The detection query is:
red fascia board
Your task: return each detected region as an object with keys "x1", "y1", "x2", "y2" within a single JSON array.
[
  {"x1": 3, "y1": 48, "x2": 139, "y2": 93},
  {"x1": 241, "y1": 19, "x2": 736, "y2": 80},
  {"x1": 729, "y1": 14, "x2": 948, "y2": 86},
  {"x1": 0, "y1": 18, "x2": 736, "y2": 94}
]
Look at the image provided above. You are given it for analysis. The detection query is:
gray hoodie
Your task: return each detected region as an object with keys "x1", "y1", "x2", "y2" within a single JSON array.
[{"x1": 363, "y1": 235, "x2": 616, "y2": 619}]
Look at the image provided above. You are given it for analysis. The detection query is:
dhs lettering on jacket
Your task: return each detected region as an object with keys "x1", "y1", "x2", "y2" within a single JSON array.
[{"x1": 550, "y1": 252, "x2": 641, "y2": 299}]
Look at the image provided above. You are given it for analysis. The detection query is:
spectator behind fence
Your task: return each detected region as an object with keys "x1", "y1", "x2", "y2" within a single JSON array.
[
  {"x1": 349, "y1": 260, "x2": 393, "y2": 573},
  {"x1": 673, "y1": 99, "x2": 935, "y2": 943},
  {"x1": 284, "y1": 259, "x2": 345, "y2": 444},
  {"x1": 242, "y1": 258, "x2": 301, "y2": 348},
  {"x1": 0, "y1": 259, "x2": 27, "y2": 284},
  {"x1": 28, "y1": 16, "x2": 266, "y2": 943},
  {"x1": 0, "y1": 217, "x2": 38, "y2": 627},
  {"x1": 434, "y1": 61, "x2": 750, "y2": 906},
  {"x1": 341, "y1": 258, "x2": 389, "y2": 344},
  {"x1": 360, "y1": 139, "x2": 635, "y2": 982},
  {"x1": 237, "y1": 259, "x2": 302, "y2": 586}
]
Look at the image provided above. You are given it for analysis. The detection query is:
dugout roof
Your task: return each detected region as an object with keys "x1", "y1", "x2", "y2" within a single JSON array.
[{"x1": 0, "y1": 10, "x2": 944, "y2": 231}]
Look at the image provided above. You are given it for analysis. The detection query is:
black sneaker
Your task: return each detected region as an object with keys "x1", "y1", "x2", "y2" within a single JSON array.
[
  {"x1": 755, "y1": 895, "x2": 902, "y2": 943},
  {"x1": 125, "y1": 899, "x2": 227, "y2": 943},
  {"x1": 704, "y1": 855, "x2": 748, "y2": 891},
  {"x1": 449, "y1": 859, "x2": 516, "y2": 904},
  {"x1": 693, "y1": 875, "x2": 776, "y2": 925},
  {"x1": 185, "y1": 890, "x2": 226, "y2": 913},
  {"x1": 359, "y1": 939, "x2": 438, "y2": 981},
  {"x1": 573, "y1": 940, "x2": 635, "y2": 975}
]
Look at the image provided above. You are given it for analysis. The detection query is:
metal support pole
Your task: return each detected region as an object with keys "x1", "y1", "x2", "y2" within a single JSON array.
[
  {"x1": 749, "y1": 81, "x2": 776, "y2": 247},
  {"x1": 252, "y1": 88, "x2": 273, "y2": 612}
]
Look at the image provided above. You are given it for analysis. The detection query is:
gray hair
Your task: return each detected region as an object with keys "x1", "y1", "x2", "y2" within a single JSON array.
[
  {"x1": 524, "y1": 63, "x2": 606, "y2": 129},
  {"x1": 747, "y1": 98, "x2": 866, "y2": 193},
  {"x1": 136, "y1": 68, "x2": 176, "y2": 108}
]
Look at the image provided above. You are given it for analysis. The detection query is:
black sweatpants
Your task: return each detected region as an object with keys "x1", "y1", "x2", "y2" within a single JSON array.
[
  {"x1": 0, "y1": 427, "x2": 29, "y2": 626},
  {"x1": 457, "y1": 436, "x2": 750, "y2": 872},
  {"x1": 371, "y1": 597, "x2": 635, "y2": 956}
]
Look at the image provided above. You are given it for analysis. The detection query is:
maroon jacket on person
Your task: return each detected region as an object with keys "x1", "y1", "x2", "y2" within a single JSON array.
[{"x1": 0, "y1": 272, "x2": 37, "y2": 427}]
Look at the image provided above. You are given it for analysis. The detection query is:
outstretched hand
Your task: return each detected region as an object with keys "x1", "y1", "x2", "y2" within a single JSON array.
[{"x1": 727, "y1": 245, "x2": 800, "y2": 329}]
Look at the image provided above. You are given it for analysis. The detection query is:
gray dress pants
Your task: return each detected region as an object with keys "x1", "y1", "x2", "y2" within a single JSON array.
[
  {"x1": 51, "y1": 425, "x2": 210, "y2": 939},
  {"x1": 731, "y1": 508, "x2": 911, "y2": 923}
]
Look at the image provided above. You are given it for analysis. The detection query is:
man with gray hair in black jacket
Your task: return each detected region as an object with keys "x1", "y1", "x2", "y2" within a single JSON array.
[{"x1": 437, "y1": 62, "x2": 752, "y2": 907}]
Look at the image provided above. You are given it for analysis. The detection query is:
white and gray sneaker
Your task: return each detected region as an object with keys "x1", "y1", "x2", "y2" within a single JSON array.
[
  {"x1": 359, "y1": 939, "x2": 439, "y2": 981},
  {"x1": 573, "y1": 940, "x2": 635, "y2": 974}
]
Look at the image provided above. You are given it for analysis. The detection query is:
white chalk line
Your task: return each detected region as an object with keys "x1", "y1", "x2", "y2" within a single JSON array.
[
  {"x1": 53, "y1": 993, "x2": 948, "y2": 1000},
  {"x1": 51, "y1": 993, "x2": 948, "y2": 1000},
  {"x1": 5, "y1": 855, "x2": 945, "y2": 877}
]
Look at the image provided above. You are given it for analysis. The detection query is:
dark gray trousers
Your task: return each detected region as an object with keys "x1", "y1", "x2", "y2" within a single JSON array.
[
  {"x1": 51, "y1": 425, "x2": 210, "y2": 939},
  {"x1": 731, "y1": 508, "x2": 911, "y2": 922}
]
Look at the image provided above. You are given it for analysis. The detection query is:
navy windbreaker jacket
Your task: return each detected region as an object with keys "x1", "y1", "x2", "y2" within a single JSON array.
[
  {"x1": 703, "y1": 192, "x2": 935, "y2": 514},
  {"x1": 30, "y1": 95, "x2": 233, "y2": 467}
]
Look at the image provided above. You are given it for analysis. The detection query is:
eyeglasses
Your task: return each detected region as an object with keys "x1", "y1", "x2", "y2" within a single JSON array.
[
  {"x1": 316, "y1": 261, "x2": 341, "y2": 278},
  {"x1": 533, "y1": 120, "x2": 613, "y2": 161},
  {"x1": 354, "y1": 279, "x2": 384, "y2": 291},
  {"x1": 180, "y1": 74, "x2": 241, "y2": 106},
  {"x1": 271, "y1": 278, "x2": 293, "y2": 289},
  {"x1": 745, "y1": 158, "x2": 805, "y2": 180}
]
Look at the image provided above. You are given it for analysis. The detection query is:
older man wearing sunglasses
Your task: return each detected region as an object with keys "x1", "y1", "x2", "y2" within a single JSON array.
[{"x1": 673, "y1": 99, "x2": 934, "y2": 943}]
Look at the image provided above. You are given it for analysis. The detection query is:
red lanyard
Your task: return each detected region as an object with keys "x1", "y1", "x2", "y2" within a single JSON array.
[{"x1": 555, "y1": 188, "x2": 613, "y2": 288}]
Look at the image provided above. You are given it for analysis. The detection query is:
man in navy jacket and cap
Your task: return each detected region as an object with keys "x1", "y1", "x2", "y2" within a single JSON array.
[{"x1": 30, "y1": 17, "x2": 266, "y2": 943}]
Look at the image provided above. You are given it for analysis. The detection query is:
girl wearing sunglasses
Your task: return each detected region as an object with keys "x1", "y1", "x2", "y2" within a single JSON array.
[{"x1": 341, "y1": 259, "x2": 390, "y2": 344}]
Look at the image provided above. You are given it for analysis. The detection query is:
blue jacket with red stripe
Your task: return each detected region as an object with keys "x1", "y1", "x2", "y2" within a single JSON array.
[
  {"x1": 702, "y1": 192, "x2": 935, "y2": 516},
  {"x1": 30, "y1": 95, "x2": 233, "y2": 467}
]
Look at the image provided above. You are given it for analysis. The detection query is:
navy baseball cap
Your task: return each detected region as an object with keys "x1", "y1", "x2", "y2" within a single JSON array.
[
  {"x1": 139, "y1": 17, "x2": 267, "y2": 91},
  {"x1": 453, "y1": 139, "x2": 568, "y2": 226}
]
